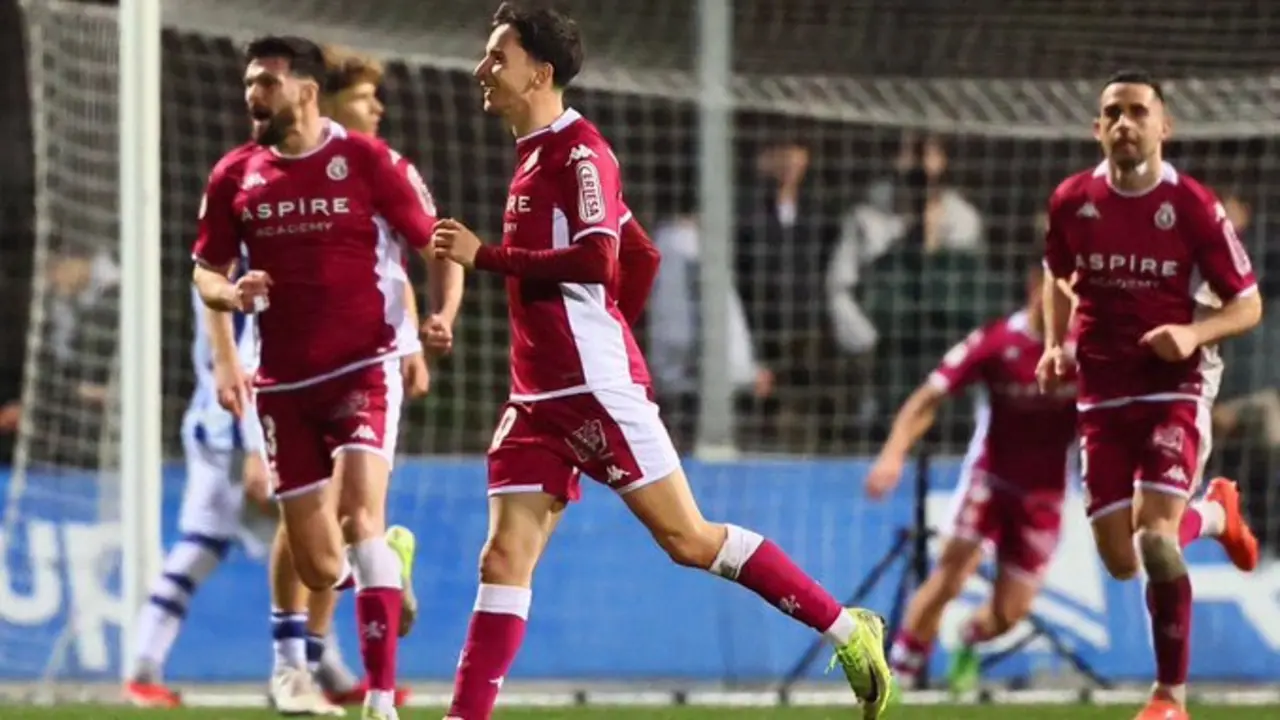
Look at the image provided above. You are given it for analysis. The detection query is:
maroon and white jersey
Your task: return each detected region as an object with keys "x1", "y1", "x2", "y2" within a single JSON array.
[
  {"x1": 192, "y1": 121, "x2": 438, "y2": 391},
  {"x1": 1044, "y1": 161, "x2": 1256, "y2": 410},
  {"x1": 928, "y1": 311, "x2": 1078, "y2": 496},
  {"x1": 492, "y1": 108, "x2": 649, "y2": 400}
]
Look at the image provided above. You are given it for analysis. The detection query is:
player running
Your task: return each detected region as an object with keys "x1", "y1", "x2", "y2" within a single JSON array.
[
  {"x1": 1039, "y1": 70, "x2": 1261, "y2": 720},
  {"x1": 428, "y1": 4, "x2": 891, "y2": 719},
  {"x1": 255, "y1": 45, "x2": 422, "y2": 711},
  {"x1": 192, "y1": 35, "x2": 463, "y2": 720},
  {"x1": 867, "y1": 264, "x2": 1077, "y2": 693},
  {"x1": 121, "y1": 261, "x2": 277, "y2": 708}
]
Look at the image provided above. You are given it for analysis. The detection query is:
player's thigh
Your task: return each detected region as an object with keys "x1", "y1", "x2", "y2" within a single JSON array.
[
  {"x1": 178, "y1": 439, "x2": 243, "y2": 541},
  {"x1": 989, "y1": 563, "x2": 1041, "y2": 624},
  {"x1": 1135, "y1": 401, "x2": 1210, "y2": 534},
  {"x1": 487, "y1": 402, "x2": 584, "y2": 503},
  {"x1": 995, "y1": 493, "x2": 1063, "y2": 591},
  {"x1": 327, "y1": 360, "x2": 403, "y2": 540},
  {"x1": 256, "y1": 390, "x2": 333, "y2": 501},
  {"x1": 1078, "y1": 407, "x2": 1142, "y2": 522},
  {"x1": 481, "y1": 491, "x2": 567, "y2": 584},
  {"x1": 929, "y1": 534, "x2": 985, "y2": 595},
  {"x1": 942, "y1": 470, "x2": 1004, "y2": 551}
]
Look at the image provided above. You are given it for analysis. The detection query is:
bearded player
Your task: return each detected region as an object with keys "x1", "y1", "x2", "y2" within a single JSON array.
[
  {"x1": 867, "y1": 263, "x2": 1078, "y2": 693},
  {"x1": 429, "y1": 4, "x2": 891, "y2": 719},
  {"x1": 256, "y1": 45, "x2": 422, "y2": 710},
  {"x1": 192, "y1": 35, "x2": 463, "y2": 720},
  {"x1": 1039, "y1": 70, "x2": 1261, "y2": 720}
]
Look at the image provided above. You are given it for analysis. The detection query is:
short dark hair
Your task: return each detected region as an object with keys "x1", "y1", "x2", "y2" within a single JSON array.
[
  {"x1": 1102, "y1": 69, "x2": 1165, "y2": 103},
  {"x1": 245, "y1": 35, "x2": 327, "y2": 82},
  {"x1": 492, "y1": 2, "x2": 584, "y2": 89}
]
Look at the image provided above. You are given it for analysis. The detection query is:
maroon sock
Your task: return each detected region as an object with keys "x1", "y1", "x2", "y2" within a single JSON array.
[
  {"x1": 1145, "y1": 575, "x2": 1193, "y2": 687},
  {"x1": 355, "y1": 587, "x2": 402, "y2": 691},
  {"x1": 729, "y1": 531, "x2": 844, "y2": 635},
  {"x1": 446, "y1": 584, "x2": 531, "y2": 720},
  {"x1": 888, "y1": 630, "x2": 930, "y2": 681}
]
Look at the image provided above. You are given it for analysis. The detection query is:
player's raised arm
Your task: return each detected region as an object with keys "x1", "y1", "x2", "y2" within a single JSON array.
[
  {"x1": 866, "y1": 329, "x2": 987, "y2": 498},
  {"x1": 616, "y1": 212, "x2": 661, "y2": 325}
]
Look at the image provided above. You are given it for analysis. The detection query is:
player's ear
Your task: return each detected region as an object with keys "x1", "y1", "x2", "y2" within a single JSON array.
[
  {"x1": 1161, "y1": 112, "x2": 1173, "y2": 141},
  {"x1": 1091, "y1": 117, "x2": 1103, "y2": 143}
]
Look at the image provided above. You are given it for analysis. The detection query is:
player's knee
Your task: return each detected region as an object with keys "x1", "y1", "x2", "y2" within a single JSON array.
[
  {"x1": 478, "y1": 532, "x2": 540, "y2": 586},
  {"x1": 293, "y1": 550, "x2": 344, "y2": 591},
  {"x1": 338, "y1": 505, "x2": 384, "y2": 545},
  {"x1": 1098, "y1": 548, "x2": 1140, "y2": 580},
  {"x1": 1135, "y1": 529, "x2": 1185, "y2": 581},
  {"x1": 654, "y1": 520, "x2": 722, "y2": 569}
]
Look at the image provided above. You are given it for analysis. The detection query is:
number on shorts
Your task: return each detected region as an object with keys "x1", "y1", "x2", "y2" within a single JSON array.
[
  {"x1": 261, "y1": 414, "x2": 278, "y2": 458},
  {"x1": 490, "y1": 406, "x2": 518, "y2": 451}
]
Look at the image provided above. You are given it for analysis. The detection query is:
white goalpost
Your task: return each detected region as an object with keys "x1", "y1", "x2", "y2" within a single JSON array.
[{"x1": 116, "y1": 0, "x2": 164, "y2": 685}]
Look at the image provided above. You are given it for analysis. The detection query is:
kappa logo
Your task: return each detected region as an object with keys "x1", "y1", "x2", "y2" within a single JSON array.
[
  {"x1": 1163, "y1": 465, "x2": 1189, "y2": 487},
  {"x1": 565, "y1": 144, "x2": 596, "y2": 164},
  {"x1": 351, "y1": 424, "x2": 378, "y2": 442},
  {"x1": 1076, "y1": 202, "x2": 1100, "y2": 219},
  {"x1": 326, "y1": 155, "x2": 348, "y2": 181},
  {"x1": 1154, "y1": 201, "x2": 1176, "y2": 230},
  {"x1": 241, "y1": 172, "x2": 267, "y2": 190}
]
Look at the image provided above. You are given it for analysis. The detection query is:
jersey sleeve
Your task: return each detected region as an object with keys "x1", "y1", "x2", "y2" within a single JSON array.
[
  {"x1": 369, "y1": 143, "x2": 438, "y2": 250},
  {"x1": 1186, "y1": 188, "x2": 1258, "y2": 303},
  {"x1": 616, "y1": 213, "x2": 661, "y2": 325},
  {"x1": 1042, "y1": 183, "x2": 1074, "y2": 279},
  {"x1": 927, "y1": 327, "x2": 992, "y2": 394},
  {"x1": 191, "y1": 161, "x2": 242, "y2": 269},
  {"x1": 558, "y1": 140, "x2": 624, "y2": 245}
]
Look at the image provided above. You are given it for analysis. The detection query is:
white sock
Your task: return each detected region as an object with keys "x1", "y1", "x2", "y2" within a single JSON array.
[
  {"x1": 271, "y1": 609, "x2": 308, "y2": 671},
  {"x1": 1195, "y1": 499, "x2": 1226, "y2": 537},
  {"x1": 822, "y1": 608, "x2": 858, "y2": 646},
  {"x1": 365, "y1": 689, "x2": 396, "y2": 714},
  {"x1": 131, "y1": 536, "x2": 228, "y2": 681},
  {"x1": 350, "y1": 538, "x2": 401, "y2": 591}
]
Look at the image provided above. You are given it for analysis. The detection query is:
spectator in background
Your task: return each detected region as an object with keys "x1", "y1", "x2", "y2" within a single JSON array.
[
  {"x1": 736, "y1": 139, "x2": 840, "y2": 451},
  {"x1": 20, "y1": 247, "x2": 120, "y2": 468},
  {"x1": 649, "y1": 215, "x2": 773, "y2": 453}
]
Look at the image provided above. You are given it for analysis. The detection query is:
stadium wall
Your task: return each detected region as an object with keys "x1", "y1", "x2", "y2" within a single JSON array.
[{"x1": 1, "y1": 459, "x2": 1278, "y2": 683}]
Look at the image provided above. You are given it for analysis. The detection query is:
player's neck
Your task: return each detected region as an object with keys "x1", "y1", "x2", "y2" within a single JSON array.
[
  {"x1": 1108, "y1": 157, "x2": 1163, "y2": 194},
  {"x1": 276, "y1": 115, "x2": 327, "y2": 157},
  {"x1": 509, "y1": 94, "x2": 566, "y2": 141}
]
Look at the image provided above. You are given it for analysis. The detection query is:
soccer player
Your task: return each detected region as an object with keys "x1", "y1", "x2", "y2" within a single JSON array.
[
  {"x1": 121, "y1": 263, "x2": 276, "y2": 708},
  {"x1": 256, "y1": 44, "x2": 422, "y2": 710},
  {"x1": 866, "y1": 263, "x2": 1077, "y2": 692},
  {"x1": 1039, "y1": 70, "x2": 1261, "y2": 720},
  {"x1": 429, "y1": 4, "x2": 891, "y2": 719},
  {"x1": 191, "y1": 35, "x2": 463, "y2": 720}
]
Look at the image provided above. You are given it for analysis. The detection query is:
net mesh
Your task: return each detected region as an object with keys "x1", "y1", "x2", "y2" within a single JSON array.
[{"x1": 7, "y1": 0, "x2": 1280, "y2": 686}]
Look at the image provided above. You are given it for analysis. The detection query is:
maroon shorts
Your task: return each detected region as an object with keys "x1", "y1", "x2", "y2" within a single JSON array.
[
  {"x1": 945, "y1": 472, "x2": 1064, "y2": 580},
  {"x1": 1078, "y1": 400, "x2": 1210, "y2": 519},
  {"x1": 256, "y1": 359, "x2": 403, "y2": 499},
  {"x1": 487, "y1": 385, "x2": 681, "y2": 502}
]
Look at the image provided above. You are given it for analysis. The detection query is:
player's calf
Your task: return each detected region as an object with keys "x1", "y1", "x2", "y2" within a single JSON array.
[
  {"x1": 280, "y1": 488, "x2": 348, "y2": 590},
  {"x1": 891, "y1": 540, "x2": 982, "y2": 683}
]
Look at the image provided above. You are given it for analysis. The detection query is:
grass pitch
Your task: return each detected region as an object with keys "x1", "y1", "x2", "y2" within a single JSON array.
[{"x1": 5, "y1": 706, "x2": 1280, "y2": 720}]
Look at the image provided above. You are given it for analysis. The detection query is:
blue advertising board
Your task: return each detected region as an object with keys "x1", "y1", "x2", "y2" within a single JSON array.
[{"x1": 0, "y1": 458, "x2": 1277, "y2": 682}]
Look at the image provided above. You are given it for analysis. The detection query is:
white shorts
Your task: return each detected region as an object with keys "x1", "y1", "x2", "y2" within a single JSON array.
[{"x1": 179, "y1": 438, "x2": 276, "y2": 558}]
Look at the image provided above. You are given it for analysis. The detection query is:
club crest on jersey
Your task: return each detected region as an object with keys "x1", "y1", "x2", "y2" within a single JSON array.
[
  {"x1": 576, "y1": 161, "x2": 605, "y2": 224},
  {"x1": 1154, "y1": 202, "x2": 1176, "y2": 230},
  {"x1": 565, "y1": 418, "x2": 610, "y2": 462},
  {"x1": 326, "y1": 155, "x2": 349, "y2": 181},
  {"x1": 1152, "y1": 424, "x2": 1185, "y2": 455}
]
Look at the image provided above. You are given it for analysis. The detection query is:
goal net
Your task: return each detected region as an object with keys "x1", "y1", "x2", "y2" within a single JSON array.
[{"x1": 7, "y1": 0, "x2": 1280, "y2": 692}]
